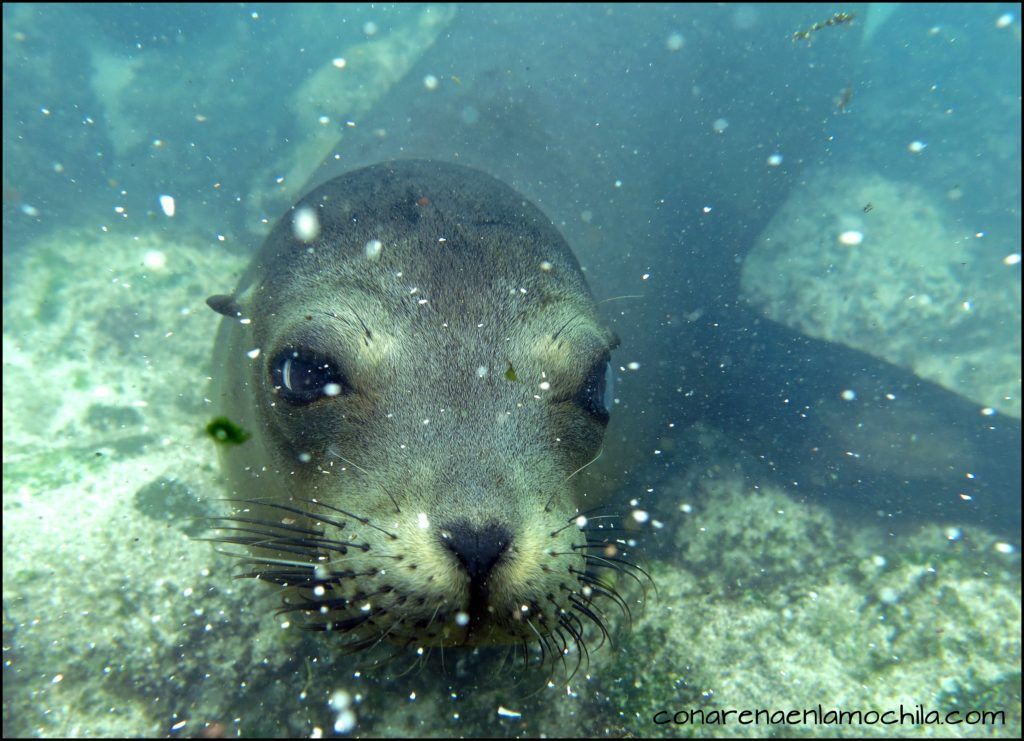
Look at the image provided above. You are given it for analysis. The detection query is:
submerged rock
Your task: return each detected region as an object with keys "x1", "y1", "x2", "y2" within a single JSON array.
[{"x1": 741, "y1": 168, "x2": 1021, "y2": 418}]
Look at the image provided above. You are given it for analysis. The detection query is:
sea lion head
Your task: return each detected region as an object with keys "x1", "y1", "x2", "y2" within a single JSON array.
[{"x1": 207, "y1": 160, "x2": 626, "y2": 656}]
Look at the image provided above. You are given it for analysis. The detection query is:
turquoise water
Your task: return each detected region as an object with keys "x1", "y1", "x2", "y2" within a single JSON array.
[{"x1": 3, "y1": 4, "x2": 1020, "y2": 737}]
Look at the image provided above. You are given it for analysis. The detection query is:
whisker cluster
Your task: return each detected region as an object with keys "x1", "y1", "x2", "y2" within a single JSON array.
[{"x1": 200, "y1": 497, "x2": 651, "y2": 682}]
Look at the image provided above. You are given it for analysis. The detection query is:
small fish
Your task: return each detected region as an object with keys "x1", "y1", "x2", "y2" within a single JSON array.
[
  {"x1": 504, "y1": 362, "x2": 518, "y2": 382},
  {"x1": 836, "y1": 85, "x2": 853, "y2": 113},
  {"x1": 862, "y1": 202, "x2": 873, "y2": 213},
  {"x1": 792, "y1": 11, "x2": 856, "y2": 43}
]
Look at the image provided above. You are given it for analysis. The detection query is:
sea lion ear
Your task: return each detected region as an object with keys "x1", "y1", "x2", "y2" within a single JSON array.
[{"x1": 206, "y1": 294, "x2": 243, "y2": 318}]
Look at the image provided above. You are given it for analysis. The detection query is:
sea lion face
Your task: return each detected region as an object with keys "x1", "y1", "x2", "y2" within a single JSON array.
[{"x1": 209, "y1": 160, "x2": 620, "y2": 651}]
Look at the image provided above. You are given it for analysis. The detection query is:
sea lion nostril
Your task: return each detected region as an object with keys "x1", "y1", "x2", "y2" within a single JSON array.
[{"x1": 440, "y1": 521, "x2": 512, "y2": 585}]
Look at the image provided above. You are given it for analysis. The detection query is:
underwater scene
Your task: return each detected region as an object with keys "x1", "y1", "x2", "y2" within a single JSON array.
[{"x1": 2, "y1": 3, "x2": 1021, "y2": 738}]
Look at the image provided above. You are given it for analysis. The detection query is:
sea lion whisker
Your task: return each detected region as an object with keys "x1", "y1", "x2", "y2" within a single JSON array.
[
  {"x1": 224, "y1": 498, "x2": 353, "y2": 532},
  {"x1": 210, "y1": 548, "x2": 318, "y2": 570},
  {"x1": 596, "y1": 294, "x2": 643, "y2": 305},
  {"x1": 204, "y1": 515, "x2": 326, "y2": 537},
  {"x1": 524, "y1": 617, "x2": 548, "y2": 663},
  {"x1": 323, "y1": 450, "x2": 402, "y2": 514},
  {"x1": 567, "y1": 503, "x2": 615, "y2": 521},
  {"x1": 551, "y1": 313, "x2": 584, "y2": 342},
  {"x1": 548, "y1": 512, "x2": 619, "y2": 536},
  {"x1": 552, "y1": 625, "x2": 583, "y2": 680},
  {"x1": 422, "y1": 603, "x2": 444, "y2": 634},
  {"x1": 564, "y1": 447, "x2": 604, "y2": 484},
  {"x1": 304, "y1": 498, "x2": 400, "y2": 540},
  {"x1": 543, "y1": 447, "x2": 604, "y2": 512},
  {"x1": 534, "y1": 629, "x2": 560, "y2": 688},
  {"x1": 206, "y1": 536, "x2": 332, "y2": 558},
  {"x1": 517, "y1": 635, "x2": 531, "y2": 675},
  {"x1": 567, "y1": 596, "x2": 611, "y2": 649},
  {"x1": 578, "y1": 555, "x2": 645, "y2": 587},
  {"x1": 578, "y1": 539, "x2": 633, "y2": 550},
  {"x1": 570, "y1": 570, "x2": 634, "y2": 624},
  {"x1": 549, "y1": 625, "x2": 571, "y2": 677},
  {"x1": 202, "y1": 525, "x2": 343, "y2": 551}
]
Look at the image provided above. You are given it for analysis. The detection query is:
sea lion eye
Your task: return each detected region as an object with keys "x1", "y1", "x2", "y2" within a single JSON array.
[
  {"x1": 575, "y1": 358, "x2": 613, "y2": 421},
  {"x1": 271, "y1": 348, "x2": 348, "y2": 404}
]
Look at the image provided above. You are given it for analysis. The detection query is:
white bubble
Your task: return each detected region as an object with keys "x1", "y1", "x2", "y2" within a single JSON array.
[
  {"x1": 666, "y1": 32, "x2": 685, "y2": 51},
  {"x1": 840, "y1": 389, "x2": 857, "y2": 401},
  {"x1": 423, "y1": 74, "x2": 439, "y2": 91},
  {"x1": 334, "y1": 709, "x2": 356, "y2": 735},
  {"x1": 455, "y1": 611, "x2": 470, "y2": 627},
  {"x1": 908, "y1": 140, "x2": 927, "y2": 154},
  {"x1": 1003, "y1": 253, "x2": 1021, "y2": 266},
  {"x1": 712, "y1": 117, "x2": 729, "y2": 134},
  {"x1": 323, "y1": 383, "x2": 343, "y2": 397},
  {"x1": 994, "y1": 542, "x2": 1016, "y2": 554},
  {"x1": 332, "y1": 57, "x2": 347, "y2": 69},
  {"x1": 364, "y1": 239, "x2": 382, "y2": 259},
  {"x1": 996, "y1": 13, "x2": 1014, "y2": 29},
  {"x1": 838, "y1": 230, "x2": 864, "y2": 246},
  {"x1": 632, "y1": 509, "x2": 649, "y2": 523},
  {"x1": 158, "y1": 194, "x2": 175, "y2": 217},
  {"x1": 246, "y1": 348, "x2": 261, "y2": 360},
  {"x1": 362, "y1": 21, "x2": 378, "y2": 36},
  {"x1": 766, "y1": 153, "x2": 783, "y2": 167},
  {"x1": 330, "y1": 690, "x2": 351, "y2": 711},
  {"x1": 292, "y1": 206, "x2": 320, "y2": 242},
  {"x1": 143, "y1": 250, "x2": 167, "y2": 269}
]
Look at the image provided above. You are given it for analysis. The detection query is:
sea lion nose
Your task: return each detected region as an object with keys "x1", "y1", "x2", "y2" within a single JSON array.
[{"x1": 440, "y1": 521, "x2": 512, "y2": 586}]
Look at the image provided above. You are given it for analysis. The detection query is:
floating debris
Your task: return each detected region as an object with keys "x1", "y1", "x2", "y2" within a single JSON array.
[
  {"x1": 206, "y1": 417, "x2": 251, "y2": 445},
  {"x1": 504, "y1": 362, "x2": 518, "y2": 382},
  {"x1": 862, "y1": 202, "x2": 873, "y2": 213},
  {"x1": 791, "y1": 12, "x2": 856, "y2": 42}
]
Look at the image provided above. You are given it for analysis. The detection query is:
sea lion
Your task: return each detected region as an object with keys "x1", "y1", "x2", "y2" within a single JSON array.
[{"x1": 206, "y1": 160, "x2": 630, "y2": 657}]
